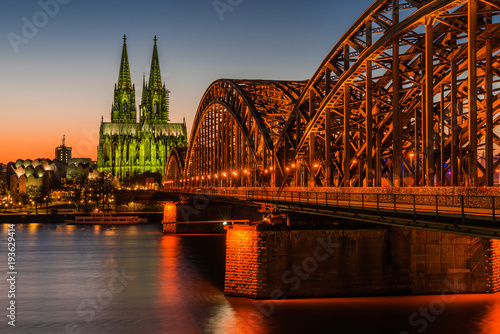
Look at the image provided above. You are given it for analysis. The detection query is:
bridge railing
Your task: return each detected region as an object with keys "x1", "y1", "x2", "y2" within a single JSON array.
[{"x1": 164, "y1": 188, "x2": 499, "y2": 223}]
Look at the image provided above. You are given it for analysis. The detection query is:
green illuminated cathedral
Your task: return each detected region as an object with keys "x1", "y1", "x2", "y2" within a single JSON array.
[{"x1": 97, "y1": 36, "x2": 187, "y2": 180}]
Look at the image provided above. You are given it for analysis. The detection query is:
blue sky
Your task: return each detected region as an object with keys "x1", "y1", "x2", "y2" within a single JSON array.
[{"x1": 0, "y1": 0, "x2": 374, "y2": 162}]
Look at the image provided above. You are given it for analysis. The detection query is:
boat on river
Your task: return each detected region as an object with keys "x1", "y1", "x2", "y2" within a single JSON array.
[{"x1": 65, "y1": 212, "x2": 147, "y2": 225}]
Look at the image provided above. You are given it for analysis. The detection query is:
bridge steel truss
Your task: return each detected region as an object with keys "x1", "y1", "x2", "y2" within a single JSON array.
[
  {"x1": 165, "y1": 146, "x2": 187, "y2": 184},
  {"x1": 165, "y1": 79, "x2": 307, "y2": 187},
  {"x1": 166, "y1": 0, "x2": 500, "y2": 189},
  {"x1": 277, "y1": 0, "x2": 500, "y2": 188}
]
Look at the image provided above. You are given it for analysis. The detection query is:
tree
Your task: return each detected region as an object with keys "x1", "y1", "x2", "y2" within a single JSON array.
[
  {"x1": 27, "y1": 185, "x2": 42, "y2": 214},
  {"x1": 0, "y1": 180, "x2": 7, "y2": 196},
  {"x1": 18, "y1": 192, "x2": 29, "y2": 212},
  {"x1": 70, "y1": 174, "x2": 90, "y2": 212},
  {"x1": 27, "y1": 185, "x2": 50, "y2": 214},
  {"x1": 88, "y1": 173, "x2": 116, "y2": 211}
]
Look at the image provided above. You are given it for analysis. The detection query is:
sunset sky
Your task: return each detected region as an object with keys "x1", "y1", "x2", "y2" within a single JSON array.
[{"x1": 0, "y1": 0, "x2": 373, "y2": 163}]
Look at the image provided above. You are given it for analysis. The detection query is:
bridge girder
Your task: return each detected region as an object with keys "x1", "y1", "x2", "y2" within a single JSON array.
[{"x1": 166, "y1": 0, "x2": 500, "y2": 189}]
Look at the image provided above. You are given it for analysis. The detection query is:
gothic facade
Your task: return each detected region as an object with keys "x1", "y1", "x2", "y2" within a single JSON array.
[{"x1": 97, "y1": 36, "x2": 187, "y2": 180}]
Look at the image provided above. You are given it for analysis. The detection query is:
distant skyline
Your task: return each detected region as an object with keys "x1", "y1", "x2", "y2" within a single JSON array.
[{"x1": 0, "y1": 0, "x2": 374, "y2": 163}]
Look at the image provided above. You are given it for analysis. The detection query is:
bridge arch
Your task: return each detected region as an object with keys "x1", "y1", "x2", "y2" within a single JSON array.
[
  {"x1": 275, "y1": 0, "x2": 500, "y2": 188},
  {"x1": 165, "y1": 0, "x2": 500, "y2": 189},
  {"x1": 177, "y1": 79, "x2": 306, "y2": 187},
  {"x1": 164, "y1": 147, "x2": 186, "y2": 188}
]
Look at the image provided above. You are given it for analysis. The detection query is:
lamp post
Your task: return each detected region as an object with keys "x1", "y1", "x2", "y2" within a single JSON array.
[{"x1": 351, "y1": 159, "x2": 358, "y2": 187}]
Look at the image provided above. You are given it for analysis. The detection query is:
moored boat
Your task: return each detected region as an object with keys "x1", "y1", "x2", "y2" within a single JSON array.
[{"x1": 65, "y1": 212, "x2": 147, "y2": 225}]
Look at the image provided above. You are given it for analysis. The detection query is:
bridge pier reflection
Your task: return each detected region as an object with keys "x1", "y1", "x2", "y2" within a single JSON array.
[
  {"x1": 158, "y1": 194, "x2": 500, "y2": 299},
  {"x1": 225, "y1": 223, "x2": 500, "y2": 299}
]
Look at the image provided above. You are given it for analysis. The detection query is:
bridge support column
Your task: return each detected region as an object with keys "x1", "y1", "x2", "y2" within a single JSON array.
[
  {"x1": 343, "y1": 84, "x2": 351, "y2": 187},
  {"x1": 485, "y1": 9, "x2": 494, "y2": 186},
  {"x1": 325, "y1": 108, "x2": 332, "y2": 187},
  {"x1": 424, "y1": 18, "x2": 435, "y2": 186},
  {"x1": 392, "y1": 3, "x2": 402, "y2": 187},
  {"x1": 365, "y1": 20, "x2": 373, "y2": 187},
  {"x1": 451, "y1": 60, "x2": 459, "y2": 186},
  {"x1": 224, "y1": 224, "x2": 500, "y2": 299},
  {"x1": 468, "y1": 0, "x2": 478, "y2": 187},
  {"x1": 375, "y1": 131, "x2": 382, "y2": 187},
  {"x1": 309, "y1": 132, "x2": 316, "y2": 187}
]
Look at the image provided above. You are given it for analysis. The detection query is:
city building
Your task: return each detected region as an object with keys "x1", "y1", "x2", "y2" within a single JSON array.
[
  {"x1": 97, "y1": 35, "x2": 187, "y2": 180},
  {"x1": 55, "y1": 135, "x2": 72, "y2": 163},
  {"x1": 6, "y1": 159, "x2": 66, "y2": 194},
  {"x1": 66, "y1": 159, "x2": 97, "y2": 179}
]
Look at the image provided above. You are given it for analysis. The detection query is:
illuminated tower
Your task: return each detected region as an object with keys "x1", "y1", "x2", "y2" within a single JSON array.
[
  {"x1": 111, "y1": 35, "x2": 137, "y2": 123},
  {"x1": 97, "y1": 36, "x2": 187, "y2": 181},
  {"x1": 140, "y1": 36, "x2": 170, "y2": 123}
]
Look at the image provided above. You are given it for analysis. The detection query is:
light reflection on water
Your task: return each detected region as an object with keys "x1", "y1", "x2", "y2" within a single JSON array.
[{"x1": 0, "y1": 223, "x2": 499, "y2": 334}]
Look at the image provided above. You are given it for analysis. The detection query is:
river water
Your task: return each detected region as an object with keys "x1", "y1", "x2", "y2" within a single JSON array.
[{"x1": 1, "y1": 223, "x2": 500, "y2": 334}]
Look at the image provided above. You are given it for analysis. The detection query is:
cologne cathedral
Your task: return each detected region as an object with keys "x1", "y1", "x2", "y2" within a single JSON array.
[{"x1": 97, "y1": 36, "x2": 187, "y2": 180}]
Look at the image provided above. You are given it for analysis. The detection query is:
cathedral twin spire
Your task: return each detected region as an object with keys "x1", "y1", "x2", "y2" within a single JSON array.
[
  {"x1": 112, "y1": 35, "x2": 169, "y2": 124},
  {"x1": 149, "y1": 36, "x2": 162, "y2": 90},
  {"x1": 118, "y1": 35, "x2": 132, "y2": 90}
]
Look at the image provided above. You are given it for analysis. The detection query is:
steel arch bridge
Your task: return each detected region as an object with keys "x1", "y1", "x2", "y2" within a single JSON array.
[
  {"x1": 166, "y1": 0, "x2": 500, "y2": 189},
  {"x1": 166, "y1": 79, "x2": 307, "y2": 187}
]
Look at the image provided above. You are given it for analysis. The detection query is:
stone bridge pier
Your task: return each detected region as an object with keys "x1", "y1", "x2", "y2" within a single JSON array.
[
  {"x1": 224, "y1": 224, "x2": 500, "y2": 299},
  {"x1": 161, "y1": 200, "x2": 500, "y2": 299}
]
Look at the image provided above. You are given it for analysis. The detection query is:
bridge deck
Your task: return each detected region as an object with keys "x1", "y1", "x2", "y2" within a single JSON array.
[{"x1": 159, "y1": 187, "x2": 500, "y2": 239}]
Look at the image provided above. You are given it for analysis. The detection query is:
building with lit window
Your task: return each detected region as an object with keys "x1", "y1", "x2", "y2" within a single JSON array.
[{"x1": 55, "y1": 135, "x2": 72, "y2": 163}]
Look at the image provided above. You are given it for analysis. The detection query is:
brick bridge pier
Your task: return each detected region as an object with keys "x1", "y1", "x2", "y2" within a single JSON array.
[{"x1": 162, "y1": 199, "x2": 500, "y2": 299}]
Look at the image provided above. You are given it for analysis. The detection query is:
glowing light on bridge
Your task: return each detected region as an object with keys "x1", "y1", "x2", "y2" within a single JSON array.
[{"x1": 163, "y1": 203, "x2": 177, "y2": 223}]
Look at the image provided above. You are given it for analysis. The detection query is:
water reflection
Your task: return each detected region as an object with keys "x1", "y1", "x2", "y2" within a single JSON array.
[
  {"x1": 28, "y1": 223, "x2": 40, "y2": 234},
  {"x1": 156, "y1": 235, "x2": 262, "y2": 333},
  {"x1": 473, "y1": 294, "x2": 500, "y2": 333}
]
